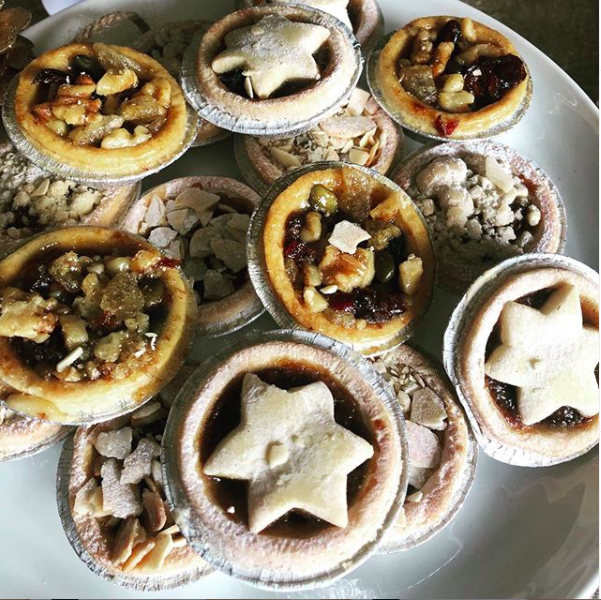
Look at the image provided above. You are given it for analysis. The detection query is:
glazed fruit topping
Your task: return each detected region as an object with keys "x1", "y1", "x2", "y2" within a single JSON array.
[{"x1": 464, "y1": 55, "x2": 527, "y2": 106}]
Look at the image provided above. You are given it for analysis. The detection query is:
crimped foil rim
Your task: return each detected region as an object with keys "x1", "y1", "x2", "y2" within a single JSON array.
[
  {"x1": 246, "y1": 160, "x2": 436, "y2": 356},
  {"x1": 161, "y1": 328, "x2": 408, "y2": 591},
  {"x1": 0, "y1": 422, "x2": 71, "y2": 463},
  {"x1": 442, "y1": 253, "x2": 599, "y2": 467},
  {"x1": 180, "y1": 7, "x2": 364, "y2": 137},
  {"x1": 366, "y1": 31, "x2": 534, "y2": 143},
  {"x1": 2, "y1": 75, "x2": 200, "y2": 187}
]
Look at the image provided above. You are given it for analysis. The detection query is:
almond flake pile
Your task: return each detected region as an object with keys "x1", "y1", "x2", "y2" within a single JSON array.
[
  {"x1": 0, "y1": 145, "x2": 104, "y2": 241},
  {"x1": 410, "y1": 154, "x2": 542, "y2": 265},
  {"x1": 372, "y1": 355, "x2": 448, "y2": 503},
  {"x1": 136, "y1": 188, "x2": 250, "y2": 303},
  {"x1": 73, "y1": 399, "x2": 187, "y2": 574},
  {"x1": 259, "y1": 89, "x2": 386, "y2": 171}
]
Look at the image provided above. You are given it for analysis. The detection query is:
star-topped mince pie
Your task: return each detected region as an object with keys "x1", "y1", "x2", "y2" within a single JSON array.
[
  {"x1": 0, "y1": 227, "x2": 196, "y2": 424},
  {"x1": 163, "y1": 335, "x2": 405, "y2": 587},
  {"x1": 194, "y1": 6, "x2": 361, "y2": 134},
  {"x1": 369, "y1": 16, "x2": 530, "y2": 139},
  {"x1": 253, "y1": 164, "x2": 435, "y2": 354},
  {"x1": 449, "y1": 258, "x2": 599, "y2": 466},
  {"x1": 12, "y1": 43, "x2": 192, "y2": 180}
]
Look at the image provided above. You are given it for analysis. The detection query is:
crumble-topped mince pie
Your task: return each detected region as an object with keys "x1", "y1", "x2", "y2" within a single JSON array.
[
  {"x1": 370, "y1": 16, "x2": 530, "y2": 139},
  {"x1": 450, "y1": 259, "x2": 599, "y2": 465},
  {"x1": 236, "y1": 87, "x2": 402, "y2": 193},
  {"x1": 372, "y1": 346, "x2": 475, "y2": 551},
  {"x1": 194, "y1": 6, "x2": 361, "y2": 134},
  {"x1": 67, "y1": 365, "x2": 211, "y2": 588},
  {"x1": 255, "y1": 164, "x2": 435, "y2": 354},
  {"x1": 163, "y1": 335, "x2": 404, "y2": 587},
  {"x1": 238, "y1": 0, "x2": 384, "y2": 49},
  {"x1": 0, "y1": 227, "x2": 196, "y2": 424},
  {"x1": 121, "y1": 177, "x2": 262, "y2": 336},
  {"x1": 0, "y1": 142, "x2": 139, "y2": 254},
  {"x1": 13, "y1": 43, "x2": 192, "y2": 179},
  {"x1": 395, "y1": 142, "x2": 565, "y2": 291}
]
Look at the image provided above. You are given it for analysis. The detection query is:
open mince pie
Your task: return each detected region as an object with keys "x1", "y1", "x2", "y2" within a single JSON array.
[
  {"x1": 238, "y1": 0, "x2": 383, "y2": 49},
  {"x1": 372, "y1": 346, "x2": 475, "y2": 551},
  {"x1": 256, "y1": 164, "x2": 435, "y2": 354},
  {"x1": 0, "y1": 227, "x2": 196, "y2": 424},
  {"x1": 121, "y1": 177, "x2": 262, "y2": 337},
  {"x1": 66, "y1": 364, "x2": 210, "y2": 588},
  {"x1": 451, "y1": 261, "x2": 599, "y2": 466},
  {"x1": 236, "y1": 87, "x2": 402, "y2": 193},
  {"x1": 163, "y1": 336, "x2": 404, "y2": 587},
  {"x1": 194, "y1": 6, "x2": 361, "y2": 134},
  {"x1": 13, "y1": 43, "x2": 192, "y2": 179},
  {"x1": 370, "y1": 17, "x2": 530, "y2": 139},
  {"x1": 134, "y1": 21, "x2": 229, "y2": 147},
  {"x1": 0, "y1": 382, "x2": 69, "y2": 461},
  {"x1": 395, "y1": 142, "x2": 565, "y2": 291},
  {"x1": 0, "y1": 142, "x2": 139, "y2": 254}
]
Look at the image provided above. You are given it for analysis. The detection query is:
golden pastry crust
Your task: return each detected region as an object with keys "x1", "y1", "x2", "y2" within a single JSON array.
[
  {"x1": 173, "y1": 340, "x2": 404, "y2": 583},
  {"x1": 373, "y1": 16, "x2": 530, "y2": 139},
  {"x1": 261, "y1": 166, "x2": 435, "y2": 354},
  {"x1": 0, "y1": 227, "x2": 197, "y2": 424},
  {"x1": 195, "y1": 6, "x2": 360, "y2": 125},
  {"x1": 460, "y1": 268, "x2": 599, "y2": 463},
  {"x1": 14, "y1": 43, "x2": 191, "y2": 178}
]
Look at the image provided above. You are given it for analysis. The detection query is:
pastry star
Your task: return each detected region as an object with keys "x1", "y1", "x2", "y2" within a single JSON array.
[
  {"x1": 279, "y1": 0, "x2": 353, "y2": 30},
  {"x1": 212, "y1": 14, "x2": 331, "y2": 99},
  {"x1": 485, "y1": 285, "x2": 600, "y2": 426},
  {"x1": 204, "y1": 373, "x2": 374, "y2": 533}
]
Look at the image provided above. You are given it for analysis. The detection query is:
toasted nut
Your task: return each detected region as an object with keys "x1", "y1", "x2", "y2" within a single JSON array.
[
  {"x1": 51, "y1": 103, "x2": 87, "y2": 126},
  {"x1": 410, "y1": 28, "x2": 433, "y2": 64},
  {"x1": 122, "y1": 539, "x2": 156, "y2": 572},
  {"x1": 96, "y1": 68, "x2": 138, "y2": 96},
  {"x1": 142, "y1": 489, "x2": 167, "y2": 533},
  {"x1": 119, "y1": 94, "x2": 166, "y2": 124},
  {"x1": 300, "y1": 211, "x2": 322, "y2": 243},
  {"x1": 399, "y1": 254, "x2": 424, "y2": 295},
  {"x1": 46, "y1": 118, "x2": 68, "y2": 136},
  {"x1": 101, "y1": 126, "x2": 151, "y2": 149},
  {"x1": 302, "y1": 263, "x2": 322, "y2": 287},
  {"x1": 131, "y1": 402, "x2": 165, "y2": 428},
  {"x1": 473, "y1": 43, "x2": 503, "y2": 58},
  {"x1": 137, "y1": 77, "x2": 172, "y2": 108},
  {"x1": 303, "y1": 286, "x2": 328, "y2": 313},
  {"x1": 461, "y1": 18, "x2": 477, "y2": 42},
  {"x1": 431, "y1": 42, "x2": 455, "y2": 78},
  {"x1": 438, "y1": 90, "x2": 475, "y2": 113},
  {"x1": 111, "y1": 517, "x2": 146, "y2": 566},
  {"x1": 56, "y1": 83, "x2": 96, "y2": 99},
  {"x1": 138, "y1": 532, "x2": 174, "y2": 572},
  {"x1": 441, "y1": 73, "x2": 464, "y2": 93}
]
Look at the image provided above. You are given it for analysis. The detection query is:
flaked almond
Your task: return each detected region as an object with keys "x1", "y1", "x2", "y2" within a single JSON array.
[
  {"x1": 138, "y1": 532, "x2": 174, "y2": 572},
  {"x1": 130, "y1": 402, "x2": 164, "y2": 428},
  {"x1": 111, "y1": 517, "x2": 146, "y2": 566},
  {"x1": 142, "y1": 489, "x2": 167, "y2": 533},
  {"x1": 320, "y1": 115, "x2": 376, "y2": 139},
  {"x1": 122, "y1": 539, "x2": 156, "y2": 572}
]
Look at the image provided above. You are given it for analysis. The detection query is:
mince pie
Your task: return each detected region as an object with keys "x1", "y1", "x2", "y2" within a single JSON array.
[
  {"x1": 163, "y1": 335, "x2": 404, "y2": 587},
  {"x1": 0, "y1": 142, "x2": 139, "y2": 254},
  {"x1": 12, "y1": 43, "x2": 192, "y2": 180},
  {"x1": 395, "y1": 142, "x2": 565, "y2": 291},
  {"x1": 0, "y1": 227, "x2": 196, "y2": 424},
  {"x1": 66, "y1": 364, "x2": 211, "y2": 588},
  {"x1": 255, "y1": 164, "x2": 435, "y2": 354},
  {"x1": 369, "y1": 17, "x2": 530, "y2": 139},
  {"x1": 121, "y1": 177, "x2": 263, "y2": 337},
  {"x1": 449, "y1": 260, "x2": 599, "y2": 465},
  {"x1": 193, "y1": 6, "x2": 361, "y2": 134},
  {"x1": 372, "y1": 345, "x2": 475, "y2": 551},
  {"x1": 238, "y1": 0, "x2": 384, "y2": 49},
  {"x1": 236, "y1": 87, "x2": 402, "y2": 193}
]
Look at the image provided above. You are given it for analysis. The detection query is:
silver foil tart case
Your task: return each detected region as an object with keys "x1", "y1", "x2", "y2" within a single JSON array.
[
  {"x1": 2, "y1": 75, "x2": 200, "y2": 188},
  {"x1": 246, "y1": 160, "x2": 436, "y2": 356},
  {"x1": 366, "y1": 31, "x2": 533, "y2": 144},
  {"x1": 180, "y1": 7, "x2": 364, "y2": 137},
  {"x1": 443, "y1": 253, "x2": 599, "y2": 467},
  {"x1": 391, "y1": 140, "x2": 567, "y2": 293},
  {"x1": 161, "y1": 328, "x2": 408, "y2": 591},
  {"x1": 56, "y1": 434, "x2": 211, "y2": 591}
]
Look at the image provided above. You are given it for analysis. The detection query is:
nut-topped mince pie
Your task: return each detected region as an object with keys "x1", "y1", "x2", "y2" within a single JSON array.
[
  {"x1": 65, "y1": 365, "x2": 211, "y2": 588},
  {"x1": 447, "y1": 257, "x2": 599, "y2": 466},
  {"x1": 395, "y1": 142, "x2": 565, "y2": 291},
  {"x1": 369, "y1": 17, "x2": 530, "y2": 139},
  {"x1": 238, "y1": 0, "x2": 384, "y2": 50},
  {"x1": 12, "y1": 43, "x2": 192, "y2": 180},
  {"x1": 252, "y1": 164, "x2": 435, "y2": 354},
  {"x1": 0, "y1": 227, "x2": 196, "y2": 424},
  {"x1": 163, "y1": 334, "x2": 405, "y2": 587},
  {"x1": 121, "y1": 177, "x2": 262, "y2": 337},
  {"x1": 236, "y1": 87, "x2": 402, "y2": 193},
  {"x1": 372, "y1": 346, "x2": 475, "y2": 551},
  {"x1": 193, "y1": 6, "x2": 362, "y2": 134}
]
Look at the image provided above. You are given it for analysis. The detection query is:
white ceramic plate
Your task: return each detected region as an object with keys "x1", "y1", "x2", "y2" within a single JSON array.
[{"x1": 0, "y1": 1, "x2": 598, "y2": 598}]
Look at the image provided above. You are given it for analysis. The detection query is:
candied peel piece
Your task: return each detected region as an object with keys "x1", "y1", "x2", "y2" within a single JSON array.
[
  {"x1": 101, "y1": 458, "x2": 143, "y2": 519},
  {"x1": 339, "y1": 168, "x2": 373, "y2": 221},
  {"x1": 92, "y1": 43, "x2": 150, "y2": 78},
  {"x1": 100, "y1": 272, "x2": 145, "y2": 322}
]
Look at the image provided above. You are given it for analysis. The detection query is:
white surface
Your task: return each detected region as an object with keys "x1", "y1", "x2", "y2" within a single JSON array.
[
  {"x1": 0, "y1": 1, "x2": 598, "y2": 599},
  {"x1": 40, "y1": 0, "x2": 83, "y2": 15}
]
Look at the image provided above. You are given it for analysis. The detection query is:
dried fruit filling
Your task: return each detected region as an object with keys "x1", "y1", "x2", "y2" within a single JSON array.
[
  {"x1": 0, "y1": 248, "x2": 173, "y2": 383},
  {"x1": 398, "y1": 18, "x2": 527, "y2": 114},
  {"x1": 283, "y1": 179, "x2": 425, "y2": 326},
  {"x1": 31, "y1": 45, "x2": 174, "y2": 148}
]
